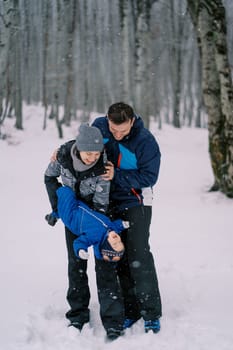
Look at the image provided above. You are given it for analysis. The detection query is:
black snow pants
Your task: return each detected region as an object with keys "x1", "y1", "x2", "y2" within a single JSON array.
[
  {"x1": 65, "y1": 227, "x2": 124, "y2": 331},
  {"x1": 65, "y1": 227, "x2": 90, "y2": 325},
  {"x1": 117, "y1": 205, "x2": 162, "y2": 321},
  {"x1": 95, "y1": 258, "x2": 124, "y2": 331}
]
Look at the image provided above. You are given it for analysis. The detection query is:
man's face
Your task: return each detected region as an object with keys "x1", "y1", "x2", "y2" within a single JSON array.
[{"x1": 108, "y1": 119, "x2": 134, "y2": 140}]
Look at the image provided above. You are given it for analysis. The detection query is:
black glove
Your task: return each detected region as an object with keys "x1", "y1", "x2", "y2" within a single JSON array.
[{"x1": 45, "y1": 212, "x2": 59, "y2": 226}]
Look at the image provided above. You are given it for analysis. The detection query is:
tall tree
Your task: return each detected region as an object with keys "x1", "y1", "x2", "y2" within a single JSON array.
[
  {"x1": 133, "y1": 0, "x2": 152, "y2": 128},
  {"x1": 42, "y1": 1, "x2": 50, "y2": 130},
  {"x1": 187, "y1": 0, "x2": 233, "y2": 197},
  {"x1": 12, "y1": 0, "x2": 23, "y2": 130},
  {"x1": 169, "y1": 0, "x2": 184, "y2": 128},
  {"x1": 63, "y1": 0, "x2": 77, "y2": 125},
  {"x1": 0, "y1": 0, "x2": 12, "y2": 137}
]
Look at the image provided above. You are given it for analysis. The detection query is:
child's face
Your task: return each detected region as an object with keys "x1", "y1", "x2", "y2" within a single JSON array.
[
  {"x1": 108, "y1": 231, "x2": 124, "y2": 252},
  {"x1": 79, "y1": 151, "x2": 101, "y2": 165},
  {"x1": 102, "y1": 231, "x2": 125, "y2": 262}
]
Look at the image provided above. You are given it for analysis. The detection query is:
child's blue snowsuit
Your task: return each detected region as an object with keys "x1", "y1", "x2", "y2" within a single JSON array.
[{"x1": 56, "y1": 186, "x2": 125, "y2": 260}]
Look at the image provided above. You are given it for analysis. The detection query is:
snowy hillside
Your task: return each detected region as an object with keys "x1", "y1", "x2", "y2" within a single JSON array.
[{"x1": 0, "y1": 105, "x2": 233, "y2": 350}]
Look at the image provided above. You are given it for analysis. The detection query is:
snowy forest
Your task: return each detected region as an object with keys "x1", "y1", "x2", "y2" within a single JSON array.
[{"x1": 0, "y1": 0, "x2": 233, "y2": 197}]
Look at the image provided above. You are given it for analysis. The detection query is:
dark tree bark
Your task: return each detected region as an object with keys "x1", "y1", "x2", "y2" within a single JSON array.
[
  {"x1": 13, "y1": 0, "x2": 23, "y2": 129},
  {"x1": 42, "y1": 1, "x2": 49, "y2": 130},
  {"x1": 187, "y1": 0, "x2": 233, "y2": 197},
  {"x1": 63, "y1": 0, "x2": 77, "y2": 126}
]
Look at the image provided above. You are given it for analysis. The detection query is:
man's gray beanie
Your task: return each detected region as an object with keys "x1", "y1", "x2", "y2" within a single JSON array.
[{"x1": 75, "y1": 123, "x2": 104, "y2": 152}]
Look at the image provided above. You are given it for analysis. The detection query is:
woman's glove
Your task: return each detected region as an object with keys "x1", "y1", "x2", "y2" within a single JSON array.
[{"x1": 45, "y1": 211, "x2": 59, "y2": 226}]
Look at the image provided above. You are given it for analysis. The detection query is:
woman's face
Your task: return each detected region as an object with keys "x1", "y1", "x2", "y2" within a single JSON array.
[{"x1": 79, "y1": 151, "x2": 101, "y2": 165}]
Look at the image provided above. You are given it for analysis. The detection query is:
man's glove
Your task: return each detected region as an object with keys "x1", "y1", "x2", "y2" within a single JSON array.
[
  {"x1": 45, "y1": 211, "x2": 59, "y2": 226},
  {"x1": 79, "y1": 249, "x2": 89, "y2": 260}
]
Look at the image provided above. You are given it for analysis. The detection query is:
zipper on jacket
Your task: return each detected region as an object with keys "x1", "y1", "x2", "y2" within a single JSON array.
[
  {"x1": 131, "y1": 188, "x2": 142, "y2": 204},
  {"x1": 117, "y1": 153, "x2": 122, "y2": 168}
]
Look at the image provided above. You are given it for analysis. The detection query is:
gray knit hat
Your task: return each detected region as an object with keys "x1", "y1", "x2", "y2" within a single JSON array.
[{"x1": 75, "y1": 123, "x2": 104, "y2": 152}]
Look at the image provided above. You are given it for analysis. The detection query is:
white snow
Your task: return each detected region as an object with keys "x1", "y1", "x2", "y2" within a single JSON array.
[{"x1": 1, "y1": 105, "x2": 233, "y2": 350}]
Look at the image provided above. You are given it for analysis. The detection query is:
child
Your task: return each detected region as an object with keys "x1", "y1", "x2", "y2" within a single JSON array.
[{"x1": 56, "y1": 185, "x2": 127, "y2": 261}]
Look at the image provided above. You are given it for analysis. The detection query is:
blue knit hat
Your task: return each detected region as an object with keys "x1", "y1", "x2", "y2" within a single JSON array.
[{"x1": 101, "y1": 236, "x2": 125, "y2": 262}]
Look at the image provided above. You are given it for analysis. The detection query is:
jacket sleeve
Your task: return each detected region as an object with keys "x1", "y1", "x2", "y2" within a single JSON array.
[
  {"x1": 44, "y1": 161, "x2": 63, "y2": 212},
  {"x1": 73, "y1": 235, "x2": 91, "y2": 258},
  {"x1": 114, "y1": 136, "x2": 161, "y2": 190},
  {"x1": 107, "y1": 219, "x2": 126, "y2": 234},
  {"x1": 56, "y1": 186, "x2": 81, "y2": 235},
  {"x1": 92, "y1": 177, "x2": 111, "y2": 214}
]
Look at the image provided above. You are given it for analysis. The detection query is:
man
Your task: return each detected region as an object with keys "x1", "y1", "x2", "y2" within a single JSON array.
[{"x1": 92, "y1": 102, "x2": 162, "y2": 333}]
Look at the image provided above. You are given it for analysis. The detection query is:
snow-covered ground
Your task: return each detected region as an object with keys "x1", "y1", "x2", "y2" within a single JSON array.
[{"x1": 1, "y1": 105, "x2": 232, "y2": 350}]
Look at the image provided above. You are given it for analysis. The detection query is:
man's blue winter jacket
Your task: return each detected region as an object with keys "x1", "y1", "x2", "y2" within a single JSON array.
[
  {"x1": 92, "y1": 115, "x2": 161, "y2": 211},
  {"x1": 56, "y1": 186, "x2": 125, "y2": 259}
]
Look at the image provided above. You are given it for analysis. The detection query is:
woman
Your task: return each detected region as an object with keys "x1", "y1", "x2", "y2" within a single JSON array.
[{"x1": 44, "y1": 123, "x2": 125, "y2": 340}]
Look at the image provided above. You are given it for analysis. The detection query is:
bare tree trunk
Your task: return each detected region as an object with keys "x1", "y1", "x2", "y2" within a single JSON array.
[
  {"x1": 170, "y1": 0, "x2": 187, "y2": 128},
  {"x1": 187, "y1": 0, "x2": 233, "y2": 197},
  {"x1": 119, "y1": 0, "x2": 132, "y2": 101},
  {"x1": 79, "y1": 0, "x2": 90, "y2": 121},
  {"x1": 132, "y1": 0, "x2": 152, "y2": 128},
  {"x1": 54, "y1": 93, "x2": 63, "y2": 138},
  {"x1": 0, "y1": 0, "x2": 12, "y2": 138},
  {"x1": 63, "y1": 0, "x2": 76, "y2": 126},
  {"x1": 53, "y1": 0, "x2": 63, "y2": 138},
  {"x1": 12, "y1": 0, "x2": 23, "y2": 130},
  {"x1": 214, "y1": 2, "x2": 233, "y2": 196},
  {"x1": 42, "y1": 1, "x2": 49, "y2": 130}
]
